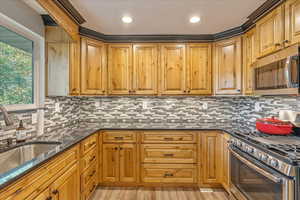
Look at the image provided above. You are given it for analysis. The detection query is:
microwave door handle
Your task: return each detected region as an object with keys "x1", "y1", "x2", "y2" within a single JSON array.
[
  {"x1": 230, "y1": 148, "x2": 282, "y2": 183},
  {"x1": 285, "y1": 56, "x2": 292, "y2": 88}
]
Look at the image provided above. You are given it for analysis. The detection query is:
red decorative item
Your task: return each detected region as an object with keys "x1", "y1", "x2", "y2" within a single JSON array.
[{"x1": 256, "y1": 117, "x2": 294, "y2": 135}]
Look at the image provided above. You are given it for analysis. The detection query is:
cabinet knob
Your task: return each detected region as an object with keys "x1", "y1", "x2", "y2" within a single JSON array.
[
  {"x1": 283, "y1": 40, "x2": 289, "y2": 44},
  {"x1": 46, "y1": 197, "x2": 52, "y2": 200},
  {"x1": 114, "y1": 147, "x2": 118, "y2": 150},
  {"x1": 275, "y1": 43, "x2": 281, "y2": 46},
  {"x1": 183, "y1": 90, "x2": 187, "y2": 93},
  {"x1": 102, "y1": 90, "x2": 106, "y2": 93}
]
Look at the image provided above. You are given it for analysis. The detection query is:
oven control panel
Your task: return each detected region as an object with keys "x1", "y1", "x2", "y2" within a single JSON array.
[{"x1": 230, "y1": 137, "x2": 294, "y2": 177}]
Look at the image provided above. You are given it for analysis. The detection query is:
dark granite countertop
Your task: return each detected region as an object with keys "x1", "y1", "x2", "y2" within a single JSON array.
[{"x1": 0, "y1": 122, "x2": 277, "y2": 190}]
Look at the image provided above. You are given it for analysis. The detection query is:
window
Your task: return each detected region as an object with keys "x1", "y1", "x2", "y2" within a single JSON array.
[
  {"x1": 0, "y1": 12, "x2": 44, "y2": 111},
  {"x1": 0, "y1": 25, "x2": 34, "y2": 105}
]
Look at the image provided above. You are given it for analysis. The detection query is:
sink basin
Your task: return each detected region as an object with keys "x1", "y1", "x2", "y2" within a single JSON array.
[{"x1": 0, "y1": 142, "x2": 61, "y2": 175}]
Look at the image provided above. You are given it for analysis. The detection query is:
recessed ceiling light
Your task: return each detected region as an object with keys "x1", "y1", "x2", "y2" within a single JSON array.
[
  {"x1": 190, "y1": 16, "x2": 201, "y2": 23},
  {"x1": 122, "y1": 16, "x2": 133, "y2": 24}
]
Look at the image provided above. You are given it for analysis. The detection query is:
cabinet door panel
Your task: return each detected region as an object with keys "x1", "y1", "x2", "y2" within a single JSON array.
[
  {"x1": 69, "y1": 40, "x2": 81, "y2": 95},
  {"x1": 102, "y1": 144, "x2": 119, "y2": 182},
  {"x1": 119, "y1": 144, "x2": 137, "y2": 183},
  {"x1": 214, "y1": 37, "x2": 242, "y2": 94},
  {"x1": 160, "y1": 44, "x2": 186, "y2": 94},
  {"x1": 133, "y1": 44, "x2": 158, "y2": 94},
  {"x1": 187, "y1": 44, "x2": 212, "y2": 94},
  {"x1": 51, "y1": 163, "x2": 80, "y2": 200},
  {"x1": 257, "y1": 6, "x2": 284, "y2": 57},
  {"x1": 201, "y1": 132, "x2": 222, "y2": 185},
  {"x1": 222, "y1": 134, "x2": 230, "y2": 193},
  {"x1": 108, "y1": 44, "x2": 132, "y2": 95},
  {"x1": 243, "y1": 28, "x2": 256, "y2": 95},
  {"x1": 81, "y1": 38, "x2": 106, "y2": 95},
  {"x1": 285, "y1": 0, "x2": 300, "y2": 46}
]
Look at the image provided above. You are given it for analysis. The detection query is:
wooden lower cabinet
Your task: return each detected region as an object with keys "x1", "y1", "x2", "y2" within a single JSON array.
[
  {"x1": 102, "y1": 143, "x2": 137, "y2": 183},
  {"x1": 30, "y1": 189, "x2": 49, "y2": 200},
  {"x1": 50, "y1": 163, "x2": 80, "y2": 200},
  {"x1": 222, "y1": 133, "x2": 231, "y2": 193},
  {"x1": 200, "y1": 132, "x2": 222, "y2": 186}
]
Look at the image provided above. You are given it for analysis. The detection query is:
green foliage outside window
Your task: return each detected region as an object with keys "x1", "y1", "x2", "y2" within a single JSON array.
[{"x1": 0, "y1": 41, "x2": 33, "y2": 105}]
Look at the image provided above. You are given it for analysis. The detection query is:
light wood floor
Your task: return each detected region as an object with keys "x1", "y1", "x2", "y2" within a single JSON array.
[{"x1": 91, "y1": 187, "x2": 229, "y2": 200}]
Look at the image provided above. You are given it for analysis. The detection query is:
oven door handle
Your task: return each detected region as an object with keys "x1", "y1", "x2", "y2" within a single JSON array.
[{"x1": 230, "y1": 149, "x2": 282, "y2": 183}]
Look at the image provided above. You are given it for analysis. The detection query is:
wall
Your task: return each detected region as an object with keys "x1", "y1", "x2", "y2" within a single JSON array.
[{"x1": 0, "y1": 0, "x2": 44, "y2": 37}]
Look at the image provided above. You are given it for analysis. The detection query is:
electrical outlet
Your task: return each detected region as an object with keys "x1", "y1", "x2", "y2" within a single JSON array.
[
  {"x1": 55, "y1": 102, "x2": 60, "y2": 112},
  {"x1": 143, "y1": 101, "x2": 148, "y2": 109},
  {"x1": 255, "y1": 102, "x2": 261, "y2": 112},
  {"x1": 32, "y1": 113, "x2": 37, "y2": 124},
  {"x1": 202, "y1": 102, "x2": 208, "y2": 110}
]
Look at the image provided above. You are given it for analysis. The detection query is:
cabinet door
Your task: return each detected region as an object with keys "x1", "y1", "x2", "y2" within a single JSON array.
[
  {"x1": 119, "y1": 144, "x2": 137, "y2": 183},
  {"x1": 256, "y1": 6, "x2": 284, "y2": 57},
  {"x1": 132, "y1": 44, "x2": 158, "y2": 95},
  {"x1": 160, "y1": 44, "x2": 186, "y2": 94},
  {"x1": 186, "y1": 44, "x2": 212, "y2": 95},
  {"x1": 81, "y1": 37, "x2": 107, "y2": 95},
  {"x1": 285, "y1": 0, "x2": 300, "y2": 46},
  {"x1": 222, "y1": 134, "x2": 230, "y2": 193},
  {"x1": 69, "y1": 40, "x2": 81, "y2": 95},
  {"x1": 243, "y1": 28, "x2": 256, "y2": 95},
  {"x1": 201, "y1": 132, "x2": 222, "y2": 185},
  {"x1": 51, "y1": 163, "x2": 80, "y2": 200},
  {"x1": 108, "y1": 44, "x2": 132, "y2": 95},
  {"x1": 102, "y1": 144, "x2": 120, "y2": 182},
  {"x1": 214, "y1": 37, "x2": 242, "y2": 95}
]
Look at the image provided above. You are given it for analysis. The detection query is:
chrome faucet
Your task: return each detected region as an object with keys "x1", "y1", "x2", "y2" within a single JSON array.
[{"x1": 0, "y1": 105, "x2": 13, "y2": 126}]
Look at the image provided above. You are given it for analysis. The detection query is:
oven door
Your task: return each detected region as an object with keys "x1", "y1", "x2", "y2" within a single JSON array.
[{"x1": 229, "y1": 147, "x2": 295, "y2": 200}]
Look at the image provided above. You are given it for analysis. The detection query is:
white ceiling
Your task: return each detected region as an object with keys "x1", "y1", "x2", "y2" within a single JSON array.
[{"x1": 70, "y1": 0, "x2": 267, "y2": 35}]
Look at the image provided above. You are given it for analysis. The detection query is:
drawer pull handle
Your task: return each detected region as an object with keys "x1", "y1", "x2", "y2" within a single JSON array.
[
  {"x1": 52, "y1": 190, "x2": 59, "y2": 195},
  {"x1": 163, "y1": 137, "x2": 174, "y2": 141},
  {"x1": 90, "y1": 184, "x2": 96, "y2": 193},
  {"x1": 164, "y1": 153, "x2": 174, "y2": 157},
  {"x1": 89, "y1": 170, "x2": 96, "y2": 177},
  {"x1": 114, "y1": 137, "x2": 124, "y2": 140},
  {"x1": 89, "y1": 156, "x2": 96, "y2": 162},
  {"x1": 46, "y1": 197, "x2": 52, "y2": 200},
  {"x1": 13, "y1": 188, "x2": 23, "y2": 195},
  {"x1": 164, "y1": 173, "x2": 174, "y2": 177}
]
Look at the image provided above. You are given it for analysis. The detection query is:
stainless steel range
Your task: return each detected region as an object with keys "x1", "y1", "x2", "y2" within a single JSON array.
[{"x1": 229, "y1": 132, "x2": 300, "y2": 200}]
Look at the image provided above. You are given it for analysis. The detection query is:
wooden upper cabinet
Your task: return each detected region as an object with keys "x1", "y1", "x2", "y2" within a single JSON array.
[
  {"x1": 37, "y1": 0, "x2": 79, "y2": 41},
  {"x1": 214, "y1": 37, "x2": 242, "y2": 95},
  {"x1": 186, "y1": 44, "x2": 212, "y2": 95},
  {"x1": 285, "y1": 0, "x2": 300, "y2": 46},
  {"x1": 69, "y1": 40, "x2": 81, "y2": 95},
  {"x1": 160, "y1": 44, "x2": 186, "y2": 95},
  {"x1": 81, "y1": 37, "x2": 107, "y2": 95},
  {"x1": 132, "y1": 44, "x2": 158, "y2": 95},
  {"x1": 243, "y1": 28, "x2": 257, "y2": 95},
  {"x1": 108, "y1": 44, "x2": 132, "y2": 95},
  {"x1": 256, "y1": 5, "x2": 284, "y2": 57}
]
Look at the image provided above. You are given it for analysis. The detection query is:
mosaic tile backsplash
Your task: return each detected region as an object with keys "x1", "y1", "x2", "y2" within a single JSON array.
[{"x1": 1, "y1": 95, "x2": 300, "y2": 140}]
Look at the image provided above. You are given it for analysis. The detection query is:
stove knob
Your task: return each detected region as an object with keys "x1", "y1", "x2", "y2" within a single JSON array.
[
  {"x1": 270, "y1": 159, "x2": 279, "y2": 168},
  {"x1": 261, "y1": 154, "x2": 269, "y2": 162}
]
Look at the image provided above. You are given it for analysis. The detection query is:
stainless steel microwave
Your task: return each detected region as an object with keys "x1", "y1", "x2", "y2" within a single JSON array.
[{"x1": 253, "y1": 44, "x2": 300, "y2": 95}]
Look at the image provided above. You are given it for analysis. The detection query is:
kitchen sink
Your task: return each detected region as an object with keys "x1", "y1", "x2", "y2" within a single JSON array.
[{"x1": 0, "y1": 142, "x2": 61, "y2": 175}]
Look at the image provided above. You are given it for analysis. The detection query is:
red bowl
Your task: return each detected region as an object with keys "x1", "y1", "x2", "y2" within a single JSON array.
[{"x1": 256, "y1": 119, "x2": 294, "y2": 135}]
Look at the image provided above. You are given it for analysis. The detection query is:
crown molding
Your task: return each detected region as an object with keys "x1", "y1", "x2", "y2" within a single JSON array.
[
  {"x1": 53, "y1": 0, "x2": 86, "y2": 24},
  {"x1": 42, "y1": 0, "x2": 280, "y2": 42}
]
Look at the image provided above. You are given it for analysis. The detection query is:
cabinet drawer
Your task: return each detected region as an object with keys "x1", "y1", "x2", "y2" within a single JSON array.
[
  {"x1": 81, "y1": 148, "x2": 97, "y2": 172},
  {"x1": 82, "y1": 176, "x2": 97, "y2": 200},
  {"x1": 141, "y1": 144, "x2": 197, "y2": 164},
  {"x1": 142, "y1": 131, "x2": 197, "y2": 143},
  {"x1": 81, "y1": 134, "x2": 97, "y2": 155},
  {"x1": 102, "y1": 131, "x2": 137, "y2": 143},
  {"x1": 81, "y1": 162, "x2": 97, "y2": 191},
  {"x1": 141, "y1": 164, "x2": 197, "y2": 183}
]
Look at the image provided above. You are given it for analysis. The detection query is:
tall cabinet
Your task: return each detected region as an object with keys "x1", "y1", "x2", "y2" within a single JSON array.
[
  {"x1": 81, "y1": 37, "x2": 107, "y2": 95},
  {"x1": 214, "y1": 37, "x2": 242, "y2": 95}
]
